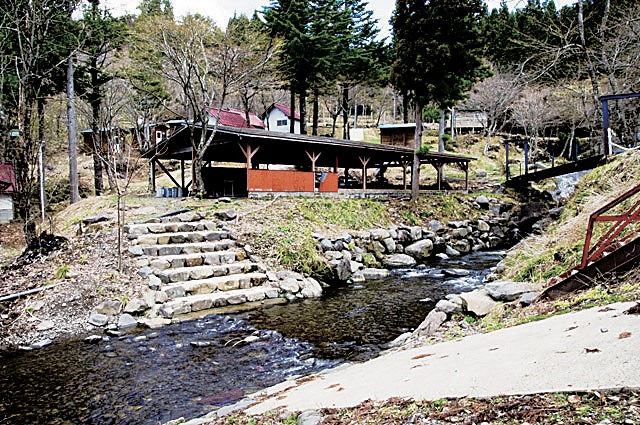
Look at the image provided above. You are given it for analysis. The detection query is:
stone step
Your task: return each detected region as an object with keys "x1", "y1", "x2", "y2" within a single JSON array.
[
  {"x1": 158, "y1": 286, "x2": 281, "y2": 318},
  {"x1": 149, "y1": 251, "x2": 238, "y2": 272},
  {"x1": 162, "y1": 272, "x2": 269, "y2": 298},
  {"x1": 141, "y1": 240, "x2": 237, "y2": 257},
  {"x1": 126, "y1": 221, "x2": 220, "y2": 237},
  {"x1": 156, "y1": 262, "x2": 263, "y2": 284},
  {"x1": 134, "y1": 230, "x2": 231, "y2": 247}
]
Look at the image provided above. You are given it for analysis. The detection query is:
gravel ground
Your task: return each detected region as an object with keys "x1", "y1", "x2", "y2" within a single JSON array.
[{"x1": 0, "y1": 223, "x2": 146, "y2": 349}]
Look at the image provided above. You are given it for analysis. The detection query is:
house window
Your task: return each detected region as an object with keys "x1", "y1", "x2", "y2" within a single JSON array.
[
  {"x1": 112, "y1": 136, "x2": 121, "y2": 154},
  {"x1": 276, "y1": 119, "x2": 288, "y2": 127},
  {"x1": 156, "y1": 130, "x2": 164, "y2": 142}
]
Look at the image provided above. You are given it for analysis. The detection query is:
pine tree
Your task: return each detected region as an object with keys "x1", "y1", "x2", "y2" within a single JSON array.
[
  {"x1": 392, "y1": 0, "x2": 488, "y2": 199},
  {"x1": 75, "y1": 2, "x2": 129, "y2": 195}
]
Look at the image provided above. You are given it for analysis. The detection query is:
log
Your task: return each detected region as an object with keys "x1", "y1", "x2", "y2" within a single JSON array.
[{"x1": 0, "y1": 282, "x2": 66, "y2": 302}]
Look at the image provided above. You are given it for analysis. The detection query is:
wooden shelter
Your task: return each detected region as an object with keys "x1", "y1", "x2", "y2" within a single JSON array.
[
  {"x1": 379, "y1": 123, "x2": 419, "y2": 148},
  {"x1": 143, "y1": 124, "x2": 474, "y2": 197}
]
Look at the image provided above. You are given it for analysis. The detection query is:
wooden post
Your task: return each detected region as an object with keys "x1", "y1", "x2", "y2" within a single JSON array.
[
  {"x1": 504, "y1": 140, "x2": 510, "y2": 180},
  {"x1": 238, "y1": 142, "x2": 260, "y2": 193},
  {"x1": 150, "y1": 159, "x2": 156, "y2": 193},
  {"x1": 463, "y1": 163, "x2": 469, "y2": 191},
  {"x1": 401, "y1": 160, "x2": 410, "y2": 190},
  {"x1": 306, "y1": 150, "x2": 322, "y2": 191},
  {"x1": 180, "y1": 159, "x2": 185, "y2": 193},
  {"x1": 432, "y1": 163, "x2": 444, "y2": 191},
  {"x1": 524, "y1": 139, "x2": 529, "y2": 175},
  {"x1": 359, "y1": 156, "x2": 370, "y2": 190},
  {"x1": 602, "y1": 98, "x2": 610, "y2": 156}
]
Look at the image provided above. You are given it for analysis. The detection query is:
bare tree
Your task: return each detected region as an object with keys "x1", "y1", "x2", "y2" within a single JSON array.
[
  {"x1": 137, "y1": 14, "x2": 272, "y2": 196},
  {"x1": 468, "y1": 70, "x2": 521, "y2": 154},
  {"x1": 0, "y1": 0, "x2": 73, "y2": 243},
  {"x1": 511, "y1": 85, "x2": 558, "y2": 161}
]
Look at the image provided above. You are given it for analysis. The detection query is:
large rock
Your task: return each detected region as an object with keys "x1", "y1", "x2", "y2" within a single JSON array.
[
  {"x1": 370, "y1": 228, "x2": 390, "y2": 241},
  {"x1": 383, "y1": 254, "x2": 417, "y2": 268},
  {"x1": 117, "y1": 313, "x2": 138, "y2": 329},
  {"x1": 475, "y1": 195, "x2": 490, "y2": 209},
  {"x1": 459, "y1": 289, "x2": 497, "y2": 317},
  {"x1": 123, "y1": 298, "x2": 150, "y2": 314},
  {"x1": 94, "y1": 300, "x2": 122, "y2": 316},
  {"x1": 404, "y1": 239, "x2": 434, "y2": 260},
  {"x1": 413, "y1": 310, "x2": 447, "y2": 337},
  {"x1": 429, "y1": 220, "x2": 446, "y2": 234},
  {"x1": 445, "y1": 245, "x2": 461, "y2": 257},
  {"x1": 435, "y1": 299, "x2": 462, "y2": 314},
  {"x1": 485, "y1": 281, "x2": 540, "y2": 302},
  {"x1": 88, "y1": 313, "x2": 109, "y2": 327},
  {"x1": 215, "y1": 209, "x2": 237, "y2": 221},
  {"x1": 333, "y1": 258, "x2": 352, "y2": 281},
  {"x1": 280, "y1": 277, "x2": 301, "y2": 293},
  {"x1": 299, "y1": 278, "x2": 323, "y2": 298},
  {"x1": 361, "y1": 268, "x2": 390, "y2": 280}
]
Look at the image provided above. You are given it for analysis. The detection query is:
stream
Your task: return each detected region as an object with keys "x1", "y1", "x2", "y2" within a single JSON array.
[{"x1": 0, "y1": 251, "x2": 503, "y2": 425}]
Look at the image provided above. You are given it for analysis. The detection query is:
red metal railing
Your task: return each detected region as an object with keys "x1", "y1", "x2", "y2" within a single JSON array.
[{"x1": 557, "y1": 183, "x2": 640, "y2": 282}]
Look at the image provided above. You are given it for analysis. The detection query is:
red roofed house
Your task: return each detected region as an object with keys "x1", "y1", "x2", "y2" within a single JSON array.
[
  {"x1": 208, "y1": 108, "x2": 266, "y2": 129},
  {"x1": 264, "y1": 103, "x2": 301, "y2": 134},
  {"x1": 0, "y1": 163, "x2": 16, "y2": 223}
]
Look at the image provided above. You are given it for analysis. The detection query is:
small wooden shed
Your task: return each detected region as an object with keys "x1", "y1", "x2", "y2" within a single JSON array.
[{"x1": 379, "y1": 124, "x2": 419, "y2": 148}]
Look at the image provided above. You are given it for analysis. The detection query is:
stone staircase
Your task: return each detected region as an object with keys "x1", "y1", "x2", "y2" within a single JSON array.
[{"x1": 125, "y1": 212, "x2": 282, "y2": 322}]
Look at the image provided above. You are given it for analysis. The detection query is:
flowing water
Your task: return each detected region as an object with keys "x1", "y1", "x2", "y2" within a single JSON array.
[{"x1": 0, "y1": 251, "x2": 503, "y2": 425}]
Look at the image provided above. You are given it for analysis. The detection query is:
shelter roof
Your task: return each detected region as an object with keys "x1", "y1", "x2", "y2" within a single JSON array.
[{"x1": 144, "y1": 125, "x2": 473, "y2": 170}]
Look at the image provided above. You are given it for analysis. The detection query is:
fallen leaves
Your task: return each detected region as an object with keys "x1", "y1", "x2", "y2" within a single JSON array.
[
  {"x1": 624, "y1": 302, "x2": 640, "y2": 315},
  {"x1": 619, "y1": 331, "x2": 632, "y2": 339}
]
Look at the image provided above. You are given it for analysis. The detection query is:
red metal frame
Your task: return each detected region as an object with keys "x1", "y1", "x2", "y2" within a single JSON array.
[{"x1": 571, "y1": 184, "x2": 640, "y2": 276}]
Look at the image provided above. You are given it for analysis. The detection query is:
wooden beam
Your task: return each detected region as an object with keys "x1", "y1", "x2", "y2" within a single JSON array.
[
  {"x1": 306, "y1": 150, "x2": 322, "y2": 190},
  {"x1": 239, "y1": 142, "x2": 260, "y2": 192},
  {"x1": 180, "y1": 160, "x2": 185, "y2": 192},
  {"x1": 359, "y1": 156, "x2": 370, "y2": 190},
  {"x1": 155, "y1": 159, "x2": 181, "y2": 189},
  {"x1": 150, "y1": 159, "x2": 156, "y2": 193}
]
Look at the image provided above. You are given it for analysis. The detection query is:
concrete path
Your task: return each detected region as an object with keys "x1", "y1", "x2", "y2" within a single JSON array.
[{"x1": 246, "y1": 302, "x2": 640, "y2": 414}]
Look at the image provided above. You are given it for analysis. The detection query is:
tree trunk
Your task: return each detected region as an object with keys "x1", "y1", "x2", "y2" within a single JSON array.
[
  {"x1": 577, "y1": 0, "x2": 601, "y2": 122},
  {"x1": 342, "y1": 86, "x2": 350, "y2": 140},
  {"x1": 402, "y1": 90, "x2": 409, "y2": 124},
  {"x1": 299, "y1": 87, "x2": 307, "y2": 135},
  {"x1": 37, "y1": 98, "x2": 47, "y2": 219},
  {"x1": 438, "y1": 108, "x2": 446, "y2": 184},
  {"x1": 67, "y1": 53, "x2": 79, "y2": 203},
  {"x1": 411, "y1": 102, "x2": 423, "y2": 200},
  {"x1": 290, "y1": 87, "x2": 296, "y2": 134},
  {"x1": 312, "y1": 87, "x2": 319, "y2": 136}
]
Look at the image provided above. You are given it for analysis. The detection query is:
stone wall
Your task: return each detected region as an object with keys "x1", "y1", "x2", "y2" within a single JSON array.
[{"x1": 314, "y1": 196, "x2": 518, "y2": 282}]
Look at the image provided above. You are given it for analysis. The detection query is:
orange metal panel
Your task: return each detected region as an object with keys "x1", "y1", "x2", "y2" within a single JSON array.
[
  {"x1": 319, "y1": 172, "x2": 338, "y2": 192},
  {"x1": 248, "y1": 169, "x2": 314, "y2": 192}
]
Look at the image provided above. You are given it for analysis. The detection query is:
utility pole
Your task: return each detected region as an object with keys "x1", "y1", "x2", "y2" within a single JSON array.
[{"x1": 67, "y1": 0, "x2": 79, "y2": 203}]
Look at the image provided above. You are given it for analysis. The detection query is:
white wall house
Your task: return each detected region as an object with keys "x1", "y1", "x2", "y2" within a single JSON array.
[
  {"x1": 0, "y1": 164, "x2": 15, "y2": 224},
  {"x1": 264, "y1": 103, "x2": 301, "y2": 134}
]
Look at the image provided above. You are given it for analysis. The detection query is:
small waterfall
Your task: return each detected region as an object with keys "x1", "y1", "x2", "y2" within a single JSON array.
[{"x1": 554, "y1": 170, "x2": 590, "y2": 200}]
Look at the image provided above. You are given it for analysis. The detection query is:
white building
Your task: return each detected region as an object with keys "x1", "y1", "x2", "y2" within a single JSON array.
[{"x1": 264, "y1": 103, "x2": 301, "y2": 134}]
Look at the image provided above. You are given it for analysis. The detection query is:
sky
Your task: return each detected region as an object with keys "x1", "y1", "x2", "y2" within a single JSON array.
[{"x1": 104, "y1": 0, "x2": 578, "y2": 40}]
